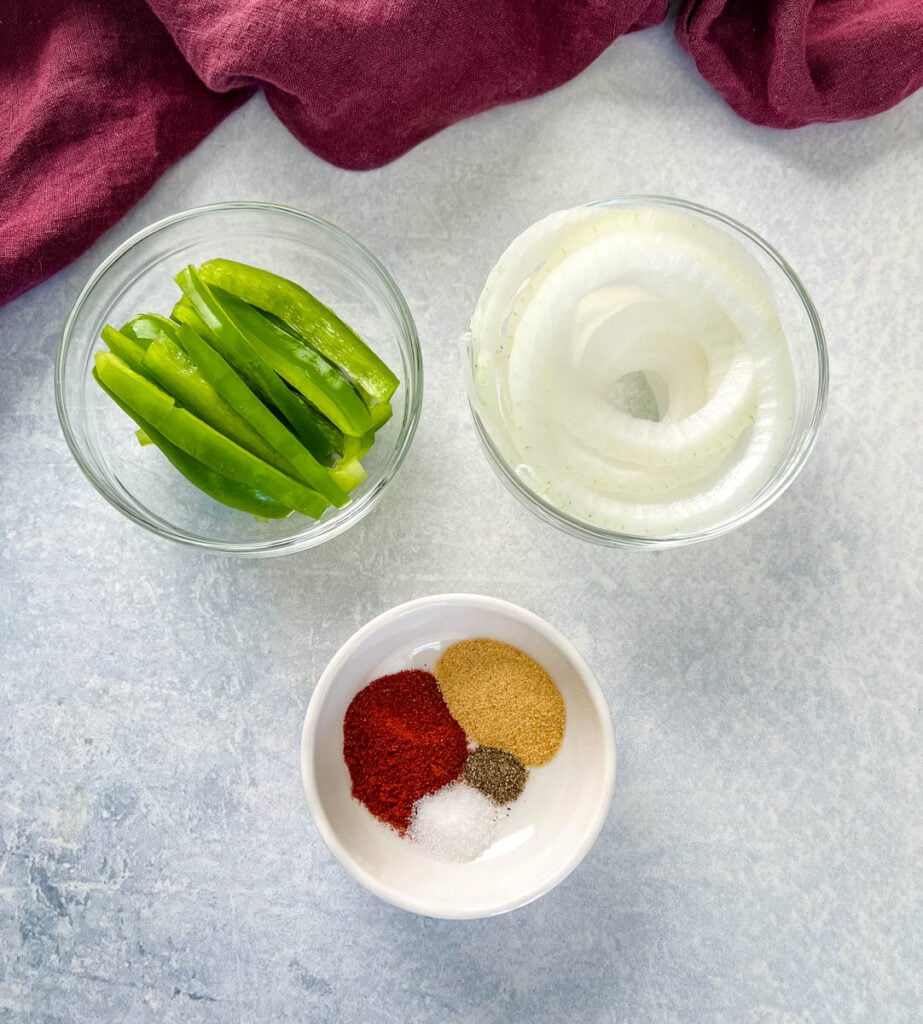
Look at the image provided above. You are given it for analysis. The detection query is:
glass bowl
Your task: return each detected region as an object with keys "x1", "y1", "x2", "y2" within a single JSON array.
[
  {"x1": 56, "y1": 202, "x2": 422, "y2": 556},
  {"x1": 301, "y1": 593, "x2": 616, "y2": 918},
  {"x1": 464, "y1": 195, "x2": 828, "y2": 549}
]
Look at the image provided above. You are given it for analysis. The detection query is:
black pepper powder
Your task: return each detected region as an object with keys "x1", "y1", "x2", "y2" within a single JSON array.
[{"x1": 463, "y1": 746, "x2": 528, "y2": 805}]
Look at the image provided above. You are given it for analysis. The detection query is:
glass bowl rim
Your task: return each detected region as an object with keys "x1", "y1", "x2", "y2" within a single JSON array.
[
  {"x1": 55, "y1": 200, "x2": 424, "y2": 556},
  {"x1": 464, "y1": 194, "x2": 830, "y2": 549}
]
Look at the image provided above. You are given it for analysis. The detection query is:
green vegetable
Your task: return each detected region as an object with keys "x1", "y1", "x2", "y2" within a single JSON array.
[
  {"x1": 174, "y1": 294, "x2": 342, "y2": 458},
  {"x1": 95, "y1": 370, "x2": 292, "y2": 518},
  {"x1": 197, "y1": 258, "x2": 399, "y2": 406},
  {"x1": 330, "y1": 457, "x2": 367, "y2": 493},
  {"x1": 369, "y1": 402, "x2": 393, "y2": 431},
  {"x1": 171, "y1": 321, "x2": 348, "y2": 507},
  {"x1": 343, "y1": 430, "x2": 374, "y2": 462},
  {"x1": 211, "y1": 285, "x2": 372, "y2": 437},
  {"x1": 173, "y1": 270, "x2": 343, "y2": 459},
  {"x1": 172, "y1": 294, "x2": 341, "y2": 463},
  {"x1": 101, "y1": 325, "x2": 148, "y2": 374},
  {"x1": 93, "y1": 351, "x2": 328, "y2": 518},
  {"x1": 139, "y1": 333, "x2": 296, "y2": 473},
  {"x1": 92, "y1": 257, "x2": 401, "y2": 522},
  {"x1": 120, "y1": 314, "x2": 182, "y2": 348},
  {"x1": 342, "y1": 401, "x2": 392, "y2": 460}
]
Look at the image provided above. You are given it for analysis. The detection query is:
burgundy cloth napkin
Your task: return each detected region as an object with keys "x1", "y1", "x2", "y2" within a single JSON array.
[
  {"x1": 2, "y1": 0, "x2": 921, "y2": 311},
  {"x1": 676, "y1": 0, "x2": 923, "y2": 128},
  {"x1": 0, "y1": 0, "x2": 252, "y2": 309},
  {"x1": 0, "y1": 0, "x2": 668, "y2": 308}
]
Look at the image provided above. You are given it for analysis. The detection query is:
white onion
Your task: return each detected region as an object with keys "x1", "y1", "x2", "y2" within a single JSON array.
[{"x1": 469, "y1": 204, "x2": 796, "y2": 536}]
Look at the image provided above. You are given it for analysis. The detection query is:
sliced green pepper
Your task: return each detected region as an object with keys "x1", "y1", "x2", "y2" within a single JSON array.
[
  {"x1": 310, "y1": 408, "x2": 345, "y2": 461},
  {"x1": 369, "y1": 401, "x2": 393, "y2": 431},
  {"x1": 173, "y1": 297, "x2": 340, "y2": 463},
  {"x1": 140, "y1": 335, "x2": 299, "y2": 474},
  {"x1": 94, "y1": 369, "x2": 293, "y2": 519},
  {"x1": 170, "y1": 319, "x2": 348, "y2": 507},
  {"x1": 170, "y1": 295, "x2": 203, "y2": 332},
  {"x1": 120, "y1": 314, "x2": 182, "y2": 348},
  {"x1": 342, "y1": 430, "x2": 373, "y2": 462},
  {"x1": 210, "y1": 286, "x2": 372, "y2": 437},
  {"x1": 93, "y1": 352, "x2": 329, "y2": 519},
  {"x1": 104, "y1": 322, "x2": 303, "y2": 478},
  {"x1": 197, "y1": 258, "x2": 400, "y2": 406},
  {"x1": 173, "y1": 293, "x2": 344, "y2": 462},
  {"x1": 101, "y1": 325, "x2": 148, "y2": 374},
  {"x1": 173, "y1": 268, "x2": 345, "y2": 459},
  {"x1": 342, "y1": 400, "x2": 392, "y2": 460},
  {"x1": 330, "y1": 457, "x2": 368, "y2": 493}
]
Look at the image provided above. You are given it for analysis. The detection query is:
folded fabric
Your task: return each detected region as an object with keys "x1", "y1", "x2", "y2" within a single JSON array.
[
  {"x1": 147, "y1": 0, "x2": 669, "y2": 171},
  {"x1": 0, "y1": 0, "x2": 251, "y2": 310},
  {"x1": 676, "y1": 0, "x2": 923, "y2": 128},
  {"x1": 0, "y1": 0, "x2": 667, "y2": 308},
  {"x1": 1, "y1": 0, "x2": 921, "y2": 310}
]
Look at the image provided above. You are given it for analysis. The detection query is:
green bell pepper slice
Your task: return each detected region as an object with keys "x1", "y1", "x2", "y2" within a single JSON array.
[
  {"x1": 369, "y1": 401, "x2": 393, "y2": 431},
  {"x1": 341, "y1": 400, "x2": 392, "y2": 461},
  {"x1": 94, "y1": 370, "x2": 293, "y2": 519},
  {"x1": 173, "y1": 269, "x2": 344, "y2": 462},
  {"x1": 103, "y1": 323, "x2": 301, "y2": 477},
  {"x1": 171, "y1": 264, "x2": 348, "y2": 503},
  {"x1": 196, "y1": 258, "x2": 400, "y2": 406},
  {"x1": 170, "y1": 320, "x2": 348, "y2": 507},
  {"x1": 171, "y1": 295, "x2": 341, "y2": 462},
  {"x1": 209, "y1": 285, "x2": 372, "y2": 437},
  {"x1": 329, "y1": 457, "x2": 367, "y2": 493},
  {"x1": 101, "y1": 325, "x2": 148, "y2": 375},
  {"x1": 140, "y1": 335, "x2": 299, "y2": 475},
  {"x1": 93, "y1": 352, "x2": 329, "y2": 519},
  {"x1": 120, "y1": 314, "x2": 182, "y2": 348}
]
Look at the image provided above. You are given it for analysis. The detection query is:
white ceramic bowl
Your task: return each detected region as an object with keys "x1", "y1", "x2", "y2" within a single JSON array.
[{"x1": 301, "y1": 593, "x2": 617, "y2": 919}]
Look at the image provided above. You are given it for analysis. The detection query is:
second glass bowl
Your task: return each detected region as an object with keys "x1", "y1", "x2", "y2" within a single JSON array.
[{"x1": 464, "y1": 195, "x2": 828, "y2": 549}]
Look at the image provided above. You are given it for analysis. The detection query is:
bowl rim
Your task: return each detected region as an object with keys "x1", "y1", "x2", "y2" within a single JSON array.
[
  {"x1": 55, "y1": 200, "x2": 423, "y2": 556},
  {"x1": 464, "y1": 193, "x2": 830, "y2": 549},
  {"x1": 300, "y1": 592, "x2": 618, "y2": 919}
]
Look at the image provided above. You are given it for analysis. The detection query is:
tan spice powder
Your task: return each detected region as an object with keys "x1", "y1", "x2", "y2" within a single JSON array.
[{"x1": 434, "y1": 639, "x2": 565, "y2": 766}]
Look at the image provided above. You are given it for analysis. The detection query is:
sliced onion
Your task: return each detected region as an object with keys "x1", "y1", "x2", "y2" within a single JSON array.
[{"x1": 469, "y1": 204, "x2": 796, "y2": 536}]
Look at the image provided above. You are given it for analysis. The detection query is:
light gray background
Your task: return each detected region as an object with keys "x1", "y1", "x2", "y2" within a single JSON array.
[{"x1": 1, "y1": 18, "x2": 921, "y2": 1024}]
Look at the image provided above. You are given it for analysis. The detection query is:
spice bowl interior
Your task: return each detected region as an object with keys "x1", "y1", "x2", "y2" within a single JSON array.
[
  {"x1": 55, "y1": 202, "x2": 422, "y2": 556},
  {"x1": 300, "y1": 593, "x2": 617, "y2": 919}
]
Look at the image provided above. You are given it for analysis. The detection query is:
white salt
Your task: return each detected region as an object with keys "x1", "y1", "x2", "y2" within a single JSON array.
[{"x1": 408, "y1": 782, "x2": 501, "y2": 863}]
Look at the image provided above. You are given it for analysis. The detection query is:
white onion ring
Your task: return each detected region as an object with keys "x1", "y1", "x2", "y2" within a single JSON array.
[{"x1": 469, "y1": 204, "x2": 796, "y2": 536}]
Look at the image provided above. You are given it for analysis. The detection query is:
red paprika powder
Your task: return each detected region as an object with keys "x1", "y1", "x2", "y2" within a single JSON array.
[{"x1": 343, "y1": 669, "x2": 469, "y2": 833}]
